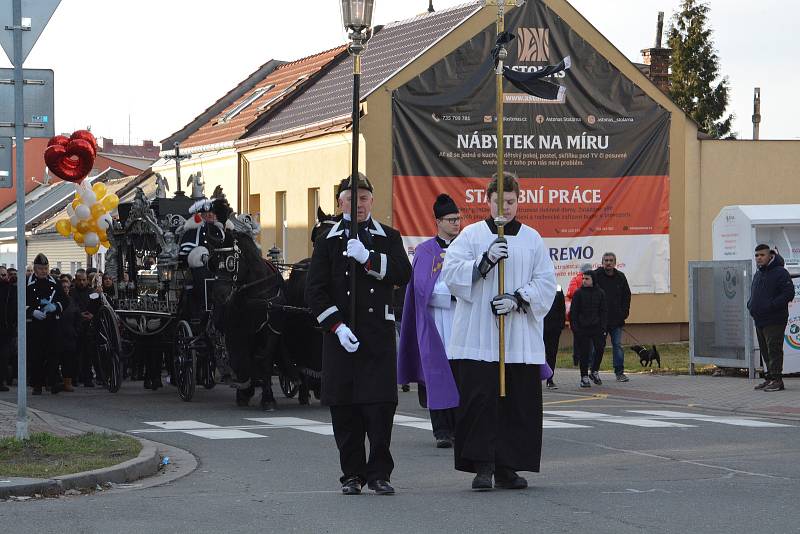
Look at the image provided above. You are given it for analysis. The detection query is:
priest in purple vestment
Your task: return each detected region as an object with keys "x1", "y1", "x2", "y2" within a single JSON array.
[{"x1": 398, "y1": 194, "x2": 461, "y2": 448}]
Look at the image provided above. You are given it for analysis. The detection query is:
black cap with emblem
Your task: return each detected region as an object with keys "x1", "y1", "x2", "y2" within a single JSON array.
[
  {"x1": 33, "y1": 253, "x2": 49, "y2": 266},
  {"x1": 337, "y1": 172, "x2": 373, "y2": 198}
]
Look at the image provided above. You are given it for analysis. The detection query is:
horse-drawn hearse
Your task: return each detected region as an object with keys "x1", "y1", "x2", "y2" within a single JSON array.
[{"x1": 100, "y1": 187, "x2": 322, "y2": 409}]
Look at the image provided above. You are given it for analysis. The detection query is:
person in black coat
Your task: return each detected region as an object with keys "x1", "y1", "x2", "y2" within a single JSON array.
[
  {"x1": 57, "y1": 277, "x2": 80, "y2": 392},
  {"x1": 0, "y1": 267, "x2": 15, "y2": 391},
  {"x1": 570, "y1": 271, "x2": 607, "y2": 388},
  {"x1": 748, "y1": 246, "x2": 796, "y2": 391},
  {"x1": 305, "y1": 174, "x2": 412, "y2": 496},
  {"x1": 26, "y1": 254, "x2": 68, "y2": 395},
  {"x1": 543, "y1": 286, "x2": 566, "y2": 389},
  {"x1": 593, "y1": 253, "x2": 631, "y2": 381}
]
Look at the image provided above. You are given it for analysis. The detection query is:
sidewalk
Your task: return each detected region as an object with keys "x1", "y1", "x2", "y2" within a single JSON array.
[
  {"x1": 548, "y1": 368, "x2": 800, "y2": 420},
  {"x1": 0, "y1": 400, "x2": 162, "y2": 499}
]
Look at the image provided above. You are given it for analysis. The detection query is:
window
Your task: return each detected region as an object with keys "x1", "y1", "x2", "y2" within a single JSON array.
[
  {"x1": 275, "y1": 191, "x2": 287, "y2": 261},
  {"x1": 307, "y1": 188, "x2": 320, "y2": 256},
  {"x1": 256, "y1": 76, "x2": 310, "y2": 112},
  {"x1": 249, "y1": 193, "x2": 261, "y2": 246},
  {"x1": 218, "y1": 85, "x2": 275, "y2": 124}
]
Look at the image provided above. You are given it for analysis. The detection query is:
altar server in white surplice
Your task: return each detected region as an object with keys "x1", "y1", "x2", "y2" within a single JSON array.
[{"x1": 441, "y1": 172, "x2": 556, "y2": 492}]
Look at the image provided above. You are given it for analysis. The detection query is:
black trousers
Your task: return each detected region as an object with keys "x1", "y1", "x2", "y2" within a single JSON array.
[
  {"x1": 574, "y1": 332, "x2": 606, "y2": 376},
  {"x1": 329, "y1": 402, "x2": 396, "y2": 483},
  {"x1": 27, "y1": 324, "x2": 60, "y2": 388},
  {"x1": 543, "y1": 328, "x2": 562, "y2": 380},
  {"x1": 417, "y1": 383, "x2": 456, "y2": 440},
  {"x1": 0, "y1": 334, "x2": 11, "y2": 384},
  {"x1": 756, "y1": 323, "x2": 786, "y2": 380},
  {"x1": 450, "y1": 359, "x2": 543, "y2": 473}
]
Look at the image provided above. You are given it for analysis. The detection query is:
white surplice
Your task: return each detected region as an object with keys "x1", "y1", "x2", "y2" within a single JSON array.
[
  {"x1": 441, "y1": 220, "x2": 556, "y2": 364},
  {"x1": 429, "y1": 276, "x2": 455, "y2": 349}
]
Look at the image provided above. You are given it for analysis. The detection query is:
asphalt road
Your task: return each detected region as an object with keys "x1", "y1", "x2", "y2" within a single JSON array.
[{"x1": 1, "y1": 381, "x2": 799, "y2": 534}]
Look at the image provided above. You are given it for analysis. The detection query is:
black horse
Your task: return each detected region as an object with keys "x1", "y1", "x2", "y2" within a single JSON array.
[
  {"x1": 281, "y1": 207, "x2": 338, "y2": 404},
  {"x1": 210, "y1": 215, "x2": 291, "y2": 411}
]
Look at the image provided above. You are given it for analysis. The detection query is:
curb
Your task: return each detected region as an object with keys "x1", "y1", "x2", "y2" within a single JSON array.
[{"x1": 0, "y1": 437, "x2": 161, "y2": 499}]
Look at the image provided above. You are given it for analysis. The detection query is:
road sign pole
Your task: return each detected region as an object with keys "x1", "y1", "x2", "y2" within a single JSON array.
[{"x1": 12, "y1": 0, "x2": 28, "y2": 441}]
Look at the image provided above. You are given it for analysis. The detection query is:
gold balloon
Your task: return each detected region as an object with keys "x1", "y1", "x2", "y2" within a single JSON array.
[
  {"x1": 73, "y1": 232, "x2": 85, "y2": 244},
  {"x1": 101, "y1": 193, "x2": 120, "y2": 211},
  {"x1": 55, "y1": 219, "x2": 71, "y2": 237},
  {"x1": 92, "y1": 183, "x2": 107, "y2": 199},
  {"x1": 100, "y1": 240, "x2": 111, "y2": 249},
  {"x1": 87, "y1": 219, "x2": 99, "y2": 232},
  {"x1": 76, "y1": 220, "x2": 90, "y2": 234},
  {"x1": 90, "y1": 203, "x2": 107, "y2": 219},
  {"x1": 72, "y1": 198, "x2": 81, "y2": 209},
  {"x1": 85, "y1": 245, "x2": 99, "y2": 255},
  {"x1": 97, "y1": 229, "x2": 107, "y2": 240}
]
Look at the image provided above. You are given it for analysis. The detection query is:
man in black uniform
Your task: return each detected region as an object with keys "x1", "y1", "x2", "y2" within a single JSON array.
[
  {"x1": 26, "y1": 253, "x2": 67, "y2": 395},
  {"x1": 305, "y1": 173, "x2": 412, "y2": 496}
]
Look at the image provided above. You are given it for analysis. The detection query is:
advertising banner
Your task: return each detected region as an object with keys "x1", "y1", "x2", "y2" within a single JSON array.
[
  {"x1": 783, "y1": 277, "x2": 800, "y2": 374},
  {"x1": 392, "y1": 0, "x2": 671, "y2": 292}
]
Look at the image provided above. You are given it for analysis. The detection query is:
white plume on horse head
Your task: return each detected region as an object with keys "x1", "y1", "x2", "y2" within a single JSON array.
[{"x1": 225, "y1": 212, "x2": 260, "y2": 237}]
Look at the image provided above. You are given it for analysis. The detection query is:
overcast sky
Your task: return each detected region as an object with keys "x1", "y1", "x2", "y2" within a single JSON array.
[{"x1": 4, "y1": 0, "x2": 796, "y2": 144}]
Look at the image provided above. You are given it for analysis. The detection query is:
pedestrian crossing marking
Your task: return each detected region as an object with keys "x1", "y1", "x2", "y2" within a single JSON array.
[
  {"x1": 542, "y1": 420, "x2": 591, "y2": 429},
  {"x1": 143, "y1": 420, "x2": 266, "y2": 439},
  {"x1": 627, "y1": 410, "x2": 792, "y2": 428},
  {"x1": 393, "y1": 415, "x2": 434, "y2": 430},
  {"x1": 130, "y1": 411, "x2": 793, "y2": 440},
  {"x1": 246, "y1": 417, "x2": 334, "y2": 435}
]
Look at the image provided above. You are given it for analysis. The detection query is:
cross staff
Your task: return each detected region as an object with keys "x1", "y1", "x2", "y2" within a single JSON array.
[
  {"x1": 164, "y1": 141, "x2": 191, "y2": 195},
  {"x1": 494, "y1": 0, "x2": 509, "y2": 397}
]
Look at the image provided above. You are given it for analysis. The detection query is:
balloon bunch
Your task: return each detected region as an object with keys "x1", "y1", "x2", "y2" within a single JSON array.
[
  {"x1": 45, "y1": 130, "x2": 120, "y2": 255},
  {"x1": 54, "y1": 182, "x2": 119, "y2": 255}
]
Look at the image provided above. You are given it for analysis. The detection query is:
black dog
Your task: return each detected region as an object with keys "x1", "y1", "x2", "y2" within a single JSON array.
[{"x1": 631, "y1": 345, "x2": 661, "y2": 368}]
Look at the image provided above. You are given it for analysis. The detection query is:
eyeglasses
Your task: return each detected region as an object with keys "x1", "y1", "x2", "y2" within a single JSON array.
[{"x1": 439, "y1": 217, "x2": 461, "y2": 224}]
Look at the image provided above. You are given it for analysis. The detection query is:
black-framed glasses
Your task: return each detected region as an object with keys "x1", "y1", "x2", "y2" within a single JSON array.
[{"x1": 439, "y1": 216, "x2": 461, "y2": 224}]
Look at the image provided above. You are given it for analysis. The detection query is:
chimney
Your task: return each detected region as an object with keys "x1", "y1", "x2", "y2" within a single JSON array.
[
  {"x1": 104, "y1": 138, "x2": 114, "y2": 150},
  {"x1": 752, "y1": 88, "x2": 761, "y2": 140},
  {"x1": 641, "y1": 12, "x2": 671, "y2": 94},
  {"x1": 143, "y1": 140, "x2": 153, "y2": 148}
]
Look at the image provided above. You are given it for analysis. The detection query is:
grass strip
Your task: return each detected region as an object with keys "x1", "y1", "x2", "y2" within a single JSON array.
[{"x1": 0, "y1": 432, "x2": 142, "y2": 478}]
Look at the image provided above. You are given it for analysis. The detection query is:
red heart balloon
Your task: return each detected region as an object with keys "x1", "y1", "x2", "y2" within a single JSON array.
[
  {"x1": 44, "y1": 136, "x2": 96, "y2": 183},
  {"x1": 70, "y1": 130, "x2": 97, "y2": 157}
]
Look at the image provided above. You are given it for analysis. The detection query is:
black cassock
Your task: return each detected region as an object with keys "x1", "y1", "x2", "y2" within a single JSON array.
[{"x1": 305, "y1": 217, "x2": 411, "y2": 484}]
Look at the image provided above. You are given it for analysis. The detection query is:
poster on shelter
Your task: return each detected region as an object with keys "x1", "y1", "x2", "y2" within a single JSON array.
[{"x1": 392, "y1": 0, "x2": 671, "y2": 293}]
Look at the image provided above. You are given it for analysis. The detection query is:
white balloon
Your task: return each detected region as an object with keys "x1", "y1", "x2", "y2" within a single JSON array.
[
  {"x1": 97, "y1": 213, "x2": 112, "y2": 230},
  {"x1": 84, "y1": 232, "x2": 99, "y2": 247},
  {"x1": 66, "y1": 203, "x2": 75, "y2": 216},
  {"x1": 81, "y1": 190, "x2": 97, "y2": 206},
  {"x1": 75, "y1": 204, "x2": 91, "y2": 221},
  {"x1": 69, "y1": 214, "x2": 79, "y2": 226}
]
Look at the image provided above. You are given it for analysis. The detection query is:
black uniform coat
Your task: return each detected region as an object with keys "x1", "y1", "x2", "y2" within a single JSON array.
[
  {"x1": 25, "y1": 274, "x2": 67, "y2": 325},
  {"x1": 305, "y1": 217, "x2": 412, "y2": 406}
]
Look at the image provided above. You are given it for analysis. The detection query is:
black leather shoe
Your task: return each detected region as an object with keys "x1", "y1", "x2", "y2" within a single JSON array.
[
  {"x1": 472, "y1": 473, "x2": 493, "y2": 491},
  {"x1": 435, "y1": 437, "x2": 453, "y2": 449},
  {"x1": 367, "y1": 480, "x2": 395, "y2": 495},
  {"x1": 495, "y1": 468, "x2": 528, "y2": 490},
  {"x1": 341, "y1": 476, "x2": 362, "y2": 495},
  {"x1": 0, "y1": 385, "x2": 9, "y2": 392}
]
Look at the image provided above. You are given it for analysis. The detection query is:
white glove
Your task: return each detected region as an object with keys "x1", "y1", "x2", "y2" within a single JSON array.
[
  {"x1": 335, "y1": 323, "x2": 360, "y2": 353},
  {"x1": 491, "y1": 293, "x2": 519, "y2": 316},
  {"x1": 187, "y1": 246, "x2": 210, "y2": 268},
  {"x1": 486, "y1": 237, "x2": 509, "y2": 263},
  {"x1": 346, "y1": 239, "x2": 370, "y2": 264},
  {"x1": 42, "y1": 302, "x2": 57, "y2": 314},
  {"x1": 32, "y1": 309, "x2": 47, "y2": 321}
]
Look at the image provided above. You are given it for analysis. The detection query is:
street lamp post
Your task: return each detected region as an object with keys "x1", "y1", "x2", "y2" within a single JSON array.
[{"x1": 340, "y1": 0, "x2": 375, "y2": 328}]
